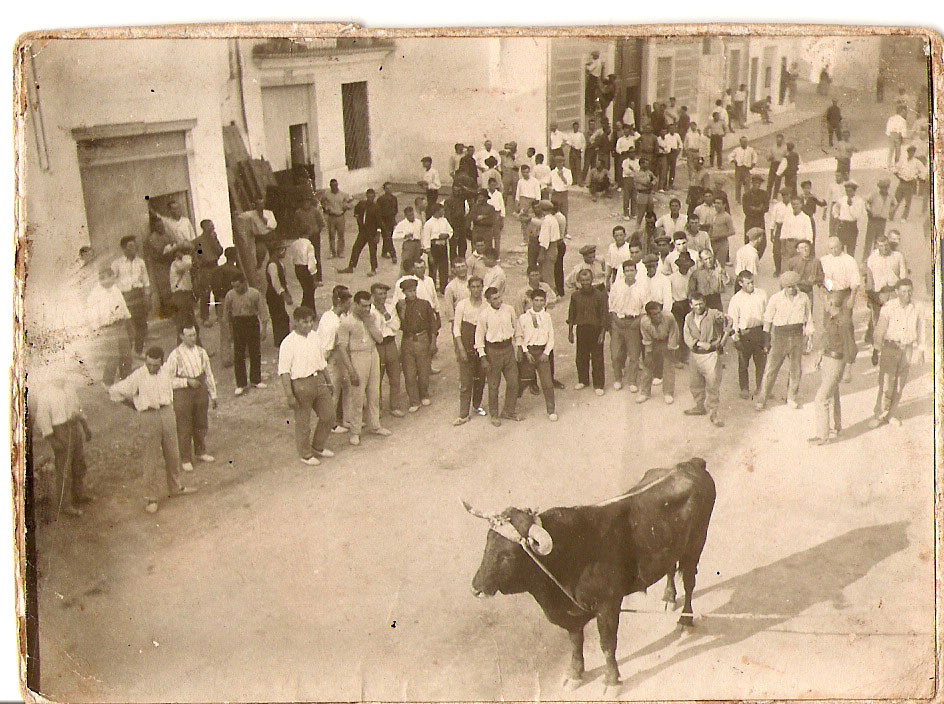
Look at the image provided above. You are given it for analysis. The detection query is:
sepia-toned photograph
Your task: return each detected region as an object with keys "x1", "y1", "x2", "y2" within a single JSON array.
[{"x1": 14, "y1": 26, "x2": 939, "y2": 702}]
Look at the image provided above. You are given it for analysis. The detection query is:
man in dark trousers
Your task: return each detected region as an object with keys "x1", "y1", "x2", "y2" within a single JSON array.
[
  {"x1": 339, "y1": 188, "x2": 381, "y2": 277},
  {"x1": 444, "y1": 185, "x2": 471, "y2": 265},
  {"x1": 395, "y1": 278, "x2": 439, "y2": 412},
  {"x1": 741, "y1": 173, "x2": 770, "y2": 259},
  {"x1": 825, "y1": 99, "x2": 842, "y2": 147},
  {"x1": 376, "y1": 182, "x2": 399, "y2": 264},
  {"x1": 294, "y1": 194, "x2": 326, "y2": 283}
]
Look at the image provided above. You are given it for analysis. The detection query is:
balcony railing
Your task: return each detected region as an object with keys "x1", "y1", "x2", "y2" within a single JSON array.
[{"x1": 252, "y1": 37, "x2": 395, "y2": 60}]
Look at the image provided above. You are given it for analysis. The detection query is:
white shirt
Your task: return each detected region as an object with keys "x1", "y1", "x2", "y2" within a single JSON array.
[
  {"x1": 769, "y1": 200, "x2": 792, "y2": 228},
  {"x1": 662, "y1": 132, "x2": 683, "y2": 151},
  {"x1": 622, "y1": 158, "x2": 640, "y2": 180},
  {"x1": 516, "y1": 176, "x2": 543, "y2": 202},
  {"x1": 86, "y1": 284, "x2": 131, "y2": 329},
  {"x1": 565, "y1": 131, "x2": 587, "y2": 151},
  {"x1": 278, "y1": 330, "x2": 329, "y2": 379},
  {"x1": 422, "y1": 167, "x2": 442, "y2": 190},
  {"x1": 317, "y1": 309, "x2": 344, "y2": 357},
  {"x1": 549, "y1": 167, "x2": 573, "y2": 192},
  {"x1": 453, "y1": 297, "x2": 485, "y2": 338},
  {"x1": 487, "y1": 190, "x2": 506, "y2": 218},
  {"x1": 616, "y1": 134, "x2": 639, "y2": 154},
  {"x1": 538, "y1": 214, "x2": 562, "y2": 248},
  {"x1": 517, "y1": 309, "x2": 555, "y2": 353},
  {"x1": 879, "y1": 298, "x2": 920, "y2": 346},
  {"x1": 867, "y1": 251, "x2": 907, "y2": 291},
  {"x1": 622, "y1": 106, "x2": 635, "y2": 127},
  {"x1": 533, "y1": 164, "x2": 552, "y2": 187},
  {"x1": 885, "y1": 114, "x2": 908, "y2": 138},
  {"x1": 733, "y1": 243, "x2": 760, "y2": 277},
  {"x1": 636, "y1": 273, "x2": 673, "y2": 314},
  {"x1": 605, "y1": 242, "x2": 631, "y2": 271},
  {"x1": 392, "y1": 217, "x2": 423, "y2": 243},
  {"x1": 474, "y1": 148, "x2": 502, "y2": 172},
  {"x1": 159, "y1": 214, "x2": 197, "y2": 244},
  {"x1": 820, "y1": 253, "x2": 863, "y2": 291},
  {"x1": 779, "y1": 210, "x2": 814, "y2": 243},
  {"x1": 549, "y1": 130, "x2": 565, "y2": 150},
  {"x1": 608, "y1": 276, "x2": 647, "y2": 316},
  {"x1": 372, "y1": 301, "x2": 400, "y2": 338},
  {"x1": 421, "y1": 216, "x2": 453, "y2": 250},
  {"x1": 827, "y1": 182, "x2": 847, "y2": 210},
  {"x1": 893, "y1": 155, "x2": 925, "y2": 182},
  {"x1": 656, "y1": 213, "x2": 687, "y2": 238},
  {"x1": 727, "y1": 288, "x2": 768, "y2": 331},
  {"x1": 729, "y1": 145, "x2": 758, "y2": 168},
  {"x1": 287, "y1": 238, "x2": 317, "y2": 273},
  {"x1": 112, "y1": 256, "x2": 149, "y2": 292}
]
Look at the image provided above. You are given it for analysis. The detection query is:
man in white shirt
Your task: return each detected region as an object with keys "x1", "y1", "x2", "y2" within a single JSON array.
[
  {"x1": 548, "y1": 154, "x2": 573, "y2": 227},
  {"x1": 515, "y1": 164, "x2": 543, "y2": 247},
  {"x1": 869, "y1": 277, "x2": 922, "y2": 427},
  {"x1": 517, "y1": 287, "x2": 557, "y2": 420},
  {"x1": 733, "y1": 228, "x2": 764, "y2": 290},
  {"x1": 287, "y1": 236, "x2": 318, "y2": 312},
  {"x1": 768, "y1": 187, "x2": 793, "y2": 276},
  {"x1": 151, "y1": 199, "x2": 197, "y2": 244},
  {"x1": 392, "y1": 206, "x2": 423, "y2": 272},
  {"x1": 622, "y1": 102, "x2": 636, "y2": 129},
  {"x1": 656, "y1": 198, "x2": 688, "y2": 240},
  {"x1": 728, "y1": 136, "x2": 759, "y2": 204},
  {"x1": 779, "y1": 195, "x2": 815, "y2": 265},
  {"x1": 533, "y1": 154, "x2": 552, "y2": 197},
  {"x1": 475, "y1": 287, "x2": 521, "y2": 425},
  {"x1": 163, "y1": 323, "x2": 218, "y2": 471},
  {"x1": 549, "y1": 122, "x2": 566, "y2": 159},
  {"x1": 318, "y1": 286, "x2": 353, "y2": 434},
  {"x1": 865, "y1": 234, "x2": 909, "y2": 350},
  {"x1": 755, "y1": 271, "x2": 813, "y2": 410},
  {"x1": 419, "y1": 156, "x2": 442, "y2": 212},
  {"x1": 608, "y1": 260, "x2": 647, "y2": 392},
  {"x1": 86, "y1": 267, "x2": 133, "y2": 386},
  {"x1": 112, "y1": 235, "x2": 150, "y2": 356},
  {"x1": 615, "y1": 124, "x2": 640, "y2": 187},
  {"x1": 885, "y1": 105, "x2": 909, "y2": 167},
  {"x1": 604, "y1": 225, "x2": 631, "y2": 288},
  {"x1": 279, "y1": 306, "x2": 336, "y2": 465},
  {"x1": 637, "y1": 254, "x2": 673, "y2": 315},
  {"x1": 369, "y1": 282, "x2": 406, "y2": 418},
  {"x1": 565, "y1": 121, "x2": 587, "y2": 186},
  {"x1": 662, "y1": 125, "x2": 684, "y2": 190},
  {"x1": 727, "y1": 270, "x2": 768, "y2": 398},
  {"x1": 831, "y1": 181, "x2": 868, "y2": 258},
  {"x1": 890, "y1": 144, "x2": 925, "y2": 221},
  {"x1": 474, "y1": 140, "x2": 501, "y2": 174},
  {"x1": 486, "y1": 177, "x2": 506, "y2": 258},
  {"x1": 820, "y1": 235, "x2": 862, "y2": 309},
  {"x1": 422, "y1": 202, "x2": 453, "y2": 294}
]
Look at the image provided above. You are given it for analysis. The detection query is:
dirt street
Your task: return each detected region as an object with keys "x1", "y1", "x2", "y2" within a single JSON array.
[{"x1": 32, "y1": 85, "x2": 935, "y2": 701}]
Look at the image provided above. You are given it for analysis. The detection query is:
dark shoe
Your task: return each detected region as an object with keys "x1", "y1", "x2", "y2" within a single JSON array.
[
  {"x1": 552, "y1": 379, "x2": 565, "y2": 390},
  {"x1": 391, "y1": 256, "x2": 398, "y2": 264},
  {"x1": 683, "y1": 406, "x2": 707, "y2": 416},
  {"x1": 871, "y1": 349, "x2": 879, "y2": 366},
  {"x1": 337, "y1": 267, "x2": 354, "y2": 274},
  {"x1": 529, "y1": 384, "x2": 540, "y2": 396}
]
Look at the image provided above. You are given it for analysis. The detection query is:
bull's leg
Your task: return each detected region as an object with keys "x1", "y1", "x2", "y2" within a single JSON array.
[
  {"x1": 596, "y1": 606, "x2": 622, "y2": 687},
  {"x1": 677, "y1": 561, "x2": 697, "y2": 627},
  {"x1": 561, "y1": 626, "x2": 585, "y2": 690},
  {"x1": 662, "y1": 564, "x2": 678, "y2": 608}
]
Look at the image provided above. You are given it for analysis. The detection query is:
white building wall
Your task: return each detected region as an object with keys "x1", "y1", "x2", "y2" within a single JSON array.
[
  {"x1": 800, "y1": 36, "x2": 881, "y2": 90},
  {"x1": 21, "y1": 39, "x2": 236, "y2": 334}
]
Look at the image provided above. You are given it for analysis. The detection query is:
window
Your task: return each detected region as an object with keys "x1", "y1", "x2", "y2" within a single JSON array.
[
  {"x1": 289, "y1": 123, "x2": 310, "y2": 167},
  {"x1": 764, "y1": 67, "x2": 772, "y2": 89},
  {"x1": 341, "y1": 81, "x2": 371, "y2": 170},
  {"x1": 655, "y1": 57, "x2": 673, "y2": 102}
]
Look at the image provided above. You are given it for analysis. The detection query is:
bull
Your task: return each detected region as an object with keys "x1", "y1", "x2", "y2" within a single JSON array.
[{"x1": 464, "y1": 457, "x2": 715, "y2": 693}]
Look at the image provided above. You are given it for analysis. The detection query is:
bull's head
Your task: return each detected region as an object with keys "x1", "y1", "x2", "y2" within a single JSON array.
[{"x1": 463, "y1": 500, "x2": 553, "y2": 598}]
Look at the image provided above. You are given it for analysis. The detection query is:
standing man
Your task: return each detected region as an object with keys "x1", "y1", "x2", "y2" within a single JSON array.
[
  {"x1": 32, "y1": 374, "x2": 93, "y2": 518},
  {"x1": 765, "y1": 134, "x2": 788, "y2": 200},
  {"x1": 287, "y1": 234, "x2": 318, "y2": 313},
  {"x1": 820, "y1": 235, "x2": 862, "y2": 382},
  {"x1": 396, "y1": 278, "x2": 438, "y2": 412},
  {"x1": 222, "y1": 273, "x2": 269, "y2": 396},
  {"x1": 565, "y1": 123, "x2": 586, "y2": 186},
  {"x1": 500, "y1": 142, "x2": 520, "y2": 205},
  {"x1": 741, "y1": 174, "x2": 769, "y2": 259},
  {"x1": 729, "y1": 136, "x2": 758, "y2": 205},
  {"x1": 419, "y1": 157, "x2": 441, "y2": 212},
  {"x1": 733, "y1": 84, "x2": 747, "y2": 128},
  {"x1": 318, "y1": 286, "x2": 353, "y2": 432},
  {"x1": 663, "y1": 123, "x2": 683, "y2": 190},
  {"x1": 682, "y1": 292, "x2": 731, "y2": 426},
  {"x1": 779, "y1": 195, "x2": 815, "y2": 266},
  {"x1": 376, "y1": 182, "x2": 399, "y2": 264},
  {"x1": 607, "y1": 260, "x2": 645, "y2": 393},
  {"x1": 191, "y1": 220, "x2": 223, "y2": 328},
  {"x1": 164, "y1": 323, "x2": 217, "y2": 472},
  {"x1": 474, "y1": 285, "x2": 522, "y2": 427},
  {"x1": 549, "y1": 154, "x2": 573, "y2": 231},
  {"x1": 727, "y1": 270, "x2": 768, "y2": 399},
  {"x1": 169, "y1": 242, "x2": 198, "y2": 335},
  {"x1": 706, "y1": 112, "x2": 726, "y2": 169},
  {"x1": 755, "y1": 271, "x2": 813, "y2": 411},
  {"x1": 517, "y1": 288, "x2": 557, "y2": 421},
  {"x1": 210, "y1": 247, "x2": 241, "y2": 367},
  {"x1": 733, "y1": 228, "x2": 765, "y2": 290},
  {"x1": 864, "y1": 178, "x2": 897, "y2": 259},
  {"x1": 782, "y1": 142, "x2": 801, "y2": 196},
  {"x1": 339, "y1": 189, "x2": 381, "y2": 277},
  {"x1": 112, "y1": 235, "x2": 150, "y2": 357},
  {"x1": 295, "y1": 193, "x2": 327, "y2": 281},
  {"x1": 422, "y1": 202, "x2": 454, "y2": 294},
  {"x1": 637, "y1": 300, "x2": 680, "y2": 405},
  {"x1": 832, "y1": 181, "x2": 868, "y2": 258},
  {"x1": 108, "y1": 346, "x2": 198, "y2": 513},
  {"x1": 885, "y1": 105, "x2": 909, "y2": 168},
  {"x1": 769, "y1": 187, "x2": 793, "y2": 276},
  {"x1": 669, "y1": 251, "x2": 696, "y2": 364},
  {"x1": 150, "y1": 199, "x2": 196, "y2": 244},
  {"x1": 453, "y1": 275, "x2": 487, "y2": 424},
  {"x1": 537, "y1": 200, "x2": 562, "y2": 289},
  {"x1": 264, "y1": 241, "x2": 292, "y2": 347},
  {"x1": 443, "y1": 259, "x2": 472, "y2": 319},
  {"x1": 890, "y1": 144, "x2": 924, "y2": 222},
  {"x1": 337, "y1": 291, "x2": 392, "y2": 446},
  {"x1": 708, "y1": 197, "x2": 736, "y2": 268},
  {"x1": 279, "y1": 306, "x2": 336, "y2": 466},
  {"x1": 825, "y1": 99, "x2": 843, "y2": 147},
  {"x1": 549, "y1": 122, "x2": 566, "y2": 160},
  {"x1": 323, "y1": 179, "x2": 354, "y2": 259},
  {"x1": 444, "y1": 185, "x2": 471, "y2": 265},
  {"x1": 369, "y1": 282, "x2": 406, "y2": 418},
  {"x1": 809, "y1": 291, "x2": 857, "y2": 445},
  {"x1": 865, "y1": 235, "x2": 909, "y2": 348},
  {"x1": 568, "y1": 268, "x2": 609, "y2": 394},
  {"x1": 86, "y1": 267, "x2": 133, "y2": 386},
  {"x1": 392, "y1": 206, "x2": 423, "y2": 272},
  {"x1": 869, "y1": 278, "x2": 922, "y2": 428},
  {"x1": 515, "y1": 164, "x2": 543, "y2": 249}
]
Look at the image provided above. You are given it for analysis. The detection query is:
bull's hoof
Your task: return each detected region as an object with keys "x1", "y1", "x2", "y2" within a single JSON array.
[
  {"x1": 677, "y1": 613, "x2": 694, "y2": 628},
  {"x1": 561, "y1": 675, "x2": 583, "y2": 691}
]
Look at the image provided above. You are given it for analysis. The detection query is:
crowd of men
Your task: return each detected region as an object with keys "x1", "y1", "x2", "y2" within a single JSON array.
[{"x1": 31, "y1": 74, "x2": 930, "y2": 520}]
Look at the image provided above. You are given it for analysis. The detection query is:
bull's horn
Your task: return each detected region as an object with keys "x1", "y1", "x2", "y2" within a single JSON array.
[
  {"x1": 527, "y1": 523, "x2": 554, "y2": 556},
  {"x1": 462, "y1": 500, "x2": 492, "y2": 520}
]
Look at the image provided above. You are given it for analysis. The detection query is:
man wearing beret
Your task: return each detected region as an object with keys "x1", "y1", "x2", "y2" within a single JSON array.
[
  {"x1": 566, "y1": 244, "x2": 607, "y2": 290},
  {"x1": 395, "y1": 278, "x2": 438, "y2": 412},
  {"x1": 831, "y1": 180, "x2": 867, "y2": 258},
  {"x1": 755, "y1": 271, "x2": 813, "y2": 411}
]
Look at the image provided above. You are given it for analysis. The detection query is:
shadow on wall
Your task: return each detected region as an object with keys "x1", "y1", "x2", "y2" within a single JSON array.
[{"x1": 592, "y1": 521, "x2": 913, "y2": 690}]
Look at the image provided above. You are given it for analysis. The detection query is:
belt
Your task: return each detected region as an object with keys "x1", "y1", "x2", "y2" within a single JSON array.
[
  {"x1": 615, "y1": 314, "x2": 639, "y2": 320},
  {"x1": 823, "y1": 351, "x2": 845, "y2": 360},
  {"x1": 381, "y1": 336, "x2": 397, "y2": 344},
  {"x1": 691, "y1": 346, "x2": 719, "y2": 354},
  {"x1": 738, "y1": 325, "x2": 763, "y2": 333},
  {"x1": 883, "y1": 339, "x2": 911, "y2": 349},
  {"x1": 402, "y1": 331, "x2": 429, "y2": 340},
  {"x1": 486, "y1": 338, "x2": 513, "y2": 347},
  {"x1": 292, "y1": 369, "x2": 328, "y2": 380},
  {"x1": 774, "y1": 323, "x2": 804, "y2": 334}
]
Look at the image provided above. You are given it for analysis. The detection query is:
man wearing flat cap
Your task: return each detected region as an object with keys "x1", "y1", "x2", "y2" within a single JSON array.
[
  {"x1": 395, "y1": 277, "x2": 439, "y2": 411},
  {"x1": 831, "y1": 180, "x2": 867, "y2": 258},
  {"x1": 566, "y1": 244, "x2": 607, "y2": 290},
  {"x1": 864, "y1": 178, "x2": 897, "y2": 259},
  {"x1": 755, "y1": 270, "x2": 813, "y2": 411},
  {"x1": 742, "y1": 173, "x2": 770, "y2": 259}
]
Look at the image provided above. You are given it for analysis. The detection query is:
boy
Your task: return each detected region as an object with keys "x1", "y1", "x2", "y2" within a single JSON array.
[
  {"x1": 279, "y1": 306, "x2": 337, "y2": 466},
  {"x1": 517, "y1": 288, "x2": 557, "y2": 420},
  {"x1": 475, "y1": 286, "x2": 521, "y2": 426},
  {"x1": 222, "y1": 273, "x2": 269, "y2": 395},
  {"x1": 568, "y1": 268, "x2": 608, "y2": 394},
  {"x1": 108, "y1": 346, "x2": 199, "y2": 513}
]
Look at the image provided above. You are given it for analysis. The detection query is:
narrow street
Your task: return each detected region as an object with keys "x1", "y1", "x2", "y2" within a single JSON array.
[{"x1": 32, "y1": 84, "x2": 935, "y2": 701}]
